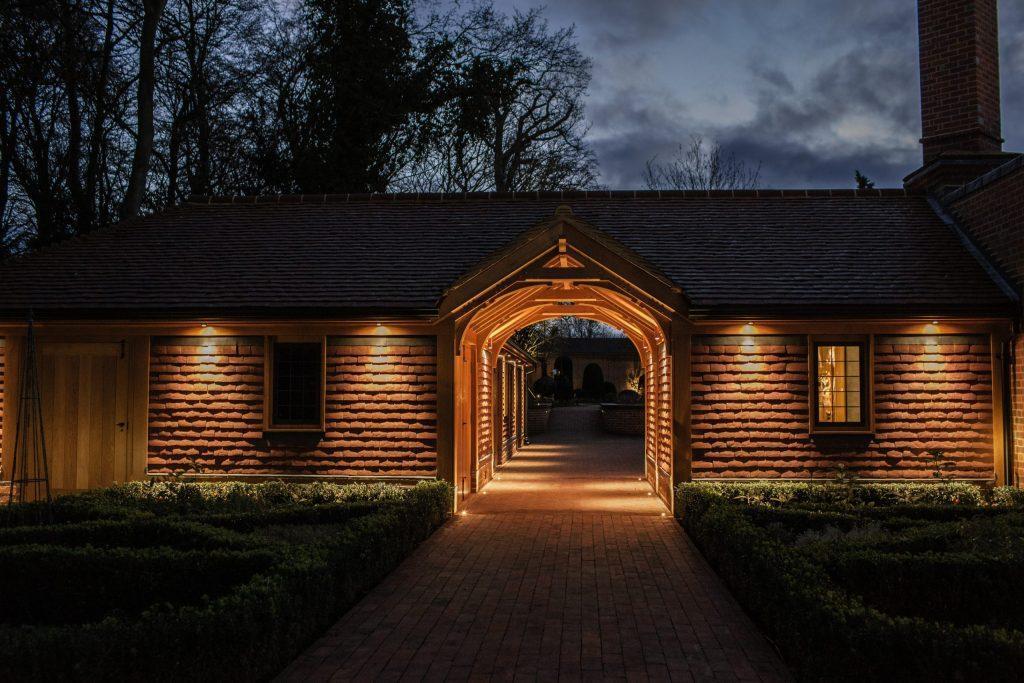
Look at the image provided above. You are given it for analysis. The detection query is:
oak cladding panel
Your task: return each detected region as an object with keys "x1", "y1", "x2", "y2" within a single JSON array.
[
  {"x1": 148, "y1": 336, "x2": 437, "y2": 477},
  {"x1": 0, "y1": 338, "x2": 4, "y2": 467},
  {"x1": 1015, "y1": 336, "x2": 1024, "y2": 486},
  {"x1": 690, "y1": 334, "x2": 994, "y2": 479}
]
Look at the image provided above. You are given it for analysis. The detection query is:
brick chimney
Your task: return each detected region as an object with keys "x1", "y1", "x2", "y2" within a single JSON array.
[
  {"x1": 918, "y1": 0, "x2": 1002, "y2": 161},
  {"x1": 905, "y1": 0, "x2": 1017, "y2": 193}
]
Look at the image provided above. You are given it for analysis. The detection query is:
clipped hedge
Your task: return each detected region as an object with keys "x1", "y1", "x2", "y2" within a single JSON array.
[
  {"x1": 677, "y1": 482, "x2": 1024, "y2": 680},
  {"x1": 684, "y1": 480, "x2": 991, "y2": 509},
  {"x1": 0, "y1": 545, "x2": 277, "y2": 626},
  {"x1": 825, "y1": 549, "x2": 1024, "y2": 630},
  {"x1": 0, "y1": 481, "x2": 453, "y2": 681}
]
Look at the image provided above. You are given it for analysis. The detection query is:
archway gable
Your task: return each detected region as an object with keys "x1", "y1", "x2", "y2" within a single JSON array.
[{"x1": 438, "y1": 207, "x2": 689, "y2": 321}]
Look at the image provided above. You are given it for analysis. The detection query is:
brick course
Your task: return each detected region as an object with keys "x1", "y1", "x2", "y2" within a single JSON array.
[
  {"x1": 691, "y1": 335, "x2": 994, "y2": 479},
  {"x1": 148, "y1": 336, "x2": 437, "y2": 477}
]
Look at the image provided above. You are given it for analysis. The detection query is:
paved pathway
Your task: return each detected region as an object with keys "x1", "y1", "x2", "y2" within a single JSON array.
[{"x1": 280, "y1": 406, "x2": 789, "y2": 681}]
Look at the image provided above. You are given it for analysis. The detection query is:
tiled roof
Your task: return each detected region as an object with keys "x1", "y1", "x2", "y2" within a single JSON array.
[{"x1": 0, "y1": 190, "x2": 1013, "y2": 319}]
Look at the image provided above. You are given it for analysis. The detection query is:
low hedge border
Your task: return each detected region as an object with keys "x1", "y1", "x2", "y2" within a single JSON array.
[
  {"x1": 677, "y1": 482, "x2": 1024, "y2": 680},
  {"x1": 0, "y1": 481, "x2": 453, "y2": 681}
]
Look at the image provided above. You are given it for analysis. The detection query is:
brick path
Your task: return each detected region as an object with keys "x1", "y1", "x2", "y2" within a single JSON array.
[{"x1": 280, "y1": 406, "x2": 789, "y2": 681}]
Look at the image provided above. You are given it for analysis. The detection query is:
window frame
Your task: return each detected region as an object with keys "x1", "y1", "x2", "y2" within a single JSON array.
[
  {"x1": 808, "y1": 335, "x2": 874, "y2": 434},
  {"x1": 264, "y1": 335, "x2": 327, "y2": 432}
]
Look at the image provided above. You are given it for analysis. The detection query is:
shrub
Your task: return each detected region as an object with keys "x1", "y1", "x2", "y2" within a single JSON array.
[
  {"x1": 991, "y1": 486, "x2": 1024, "y2": 508},
  {"x1": 681, "y1": 480, "x2": 989, "y2": 510},
  {"x1": 0, "y1": 518, "x2": 254, "y2": 550},
  {"x1": 0, "y1": 481, "x2": 453, "y2": 681},
  {"x1": 676, "y1": 482, "x2": 1024, "y2": 679},
  {"x1": 532, "y1": 375, "x2": 555, "y2": 398},
  {"x1": 616, "y1": 389, "x2": 642, "y2": 404},
  {"x1": 73, "y1": 480, "x2": 412, "y2": 515},
  {"x1": 0, "y1": 545, "x2": 277, "y2": 626},
  {"x1": 825, "y1": 549, "x2": 1024, "y2": 630}
]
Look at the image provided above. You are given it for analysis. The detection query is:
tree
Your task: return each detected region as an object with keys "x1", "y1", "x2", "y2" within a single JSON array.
[
  {"x1": 854, "y1": 169, "x2": 875, "y2": 189},
  {"x1": 296, "y1": 0, "x2": 451, "y2": 193},
  {"x1": 121, "y1": 0, "x2": 168, "y2": 219},
  {"x1": 643, "y1": 135, "x2": 761, "y2": 191},
  {"x1": 510, "y1": 319, "x2": 556, "y2": 358},
  {"x1": 398, "y1": 4, "x2": 596, "y2": 193},
  {"x1": 0, "y1": 0, "x2": 136, "y2": 247},
  {"x1": 155, "y1": 0, "x2": 264, "y2": 203},
  {"x1": 553, "y1": 316, "x2": 620, "y2": 338},
  {"x1": 581, "y1": 363, "x2": 604, "y2": 400}
]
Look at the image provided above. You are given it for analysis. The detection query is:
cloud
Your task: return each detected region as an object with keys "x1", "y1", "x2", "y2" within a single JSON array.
[
  {"x1": 477, "y1": 0, "x2": 1024, "y2": 188},
  {"x1": 579, "y1": 0, "x2": 928, "y2": 187}
]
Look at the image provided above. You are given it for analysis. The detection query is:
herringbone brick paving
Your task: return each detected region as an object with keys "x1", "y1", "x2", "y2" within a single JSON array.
[{"x1": 280, "y1": 406, "x2": 789, "y2": 681}]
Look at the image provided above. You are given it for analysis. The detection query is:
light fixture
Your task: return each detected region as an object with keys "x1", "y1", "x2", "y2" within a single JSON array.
[
  {"x1": 200, "y1": 322, "x2": 208, "y2": 328},
  {"x1": 931, "y1": 320, "x2": 939, "y2": 325}
]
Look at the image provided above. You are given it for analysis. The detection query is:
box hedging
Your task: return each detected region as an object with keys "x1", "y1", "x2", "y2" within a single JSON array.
[
  {"x1": 677, "y1": 482, "x2": 1024, "y2": 680},
  {"x1": 0, "y1": 480, "x2": 453, "y2": 681}
]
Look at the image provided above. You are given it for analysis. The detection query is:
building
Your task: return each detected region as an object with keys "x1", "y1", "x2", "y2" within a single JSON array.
[
  {"x1": 529, "y1": 337, "x2": 641, "y2": 400},
  {"x1": 0, "y1": 0, "x2": 1021, "y2": 510}
]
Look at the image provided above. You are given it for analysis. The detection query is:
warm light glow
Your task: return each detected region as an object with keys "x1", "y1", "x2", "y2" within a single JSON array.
[
  {"x1": 817, "y1": 344, "x2": 862, "y2": 424},
  {"x1": 374, "y1": 322, "x2": 389, "y2": 335},
  {"x1": 741, "y1": 322, "x2": 757, "y2": 334},
  {"x1": 924, "y1": 321, "x2": 940, "y2": 333}
]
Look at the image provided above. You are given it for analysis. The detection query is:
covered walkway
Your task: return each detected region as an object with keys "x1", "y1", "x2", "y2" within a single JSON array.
[
  {"x1": 465, "y1": 405, "x2": 664, "y2": 514},
  {"x1": 280, "y1": 406, "x2": 788, "y2": 681}
]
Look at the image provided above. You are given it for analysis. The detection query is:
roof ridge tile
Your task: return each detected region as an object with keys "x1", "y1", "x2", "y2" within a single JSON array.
[{"x1": 184, "y1": 187, "x2": 922, "y2": 206}]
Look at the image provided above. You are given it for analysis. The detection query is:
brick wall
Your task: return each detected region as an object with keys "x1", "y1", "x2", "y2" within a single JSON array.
[
  {"x1": 600, "y1": 404, "x2": 644, "y2": 436},
  {"x1": 148, "y1": 336, "x2": 437, "y2": 477},
  {"x1": 918, "y1": 0, "x2": 1002, "y2": 162},
  {"x1": 947, "y1": 165, "x2": 1024, "y2": 292},
  {"x1": 691, "y1": 335, "x2": 994, "y2": 479}
]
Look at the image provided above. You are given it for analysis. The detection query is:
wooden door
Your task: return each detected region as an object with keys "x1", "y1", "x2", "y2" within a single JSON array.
[{"x1": 38, "y1": 342, "x2": 130, "y2": 493}]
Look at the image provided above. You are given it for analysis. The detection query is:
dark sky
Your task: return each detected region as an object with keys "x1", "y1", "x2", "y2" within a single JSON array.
[{"x1": 487, "y1": 0, "x2": 1024, "y2": 189}]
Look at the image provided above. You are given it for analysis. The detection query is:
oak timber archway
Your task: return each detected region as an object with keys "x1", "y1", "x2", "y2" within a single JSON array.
[{"x1": 437, "y1": 206, "x2": 692, "y2": 510}]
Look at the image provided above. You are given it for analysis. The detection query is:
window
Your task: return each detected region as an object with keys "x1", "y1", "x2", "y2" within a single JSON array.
[
  {"x1": 268, "y1": 339, "x2": 323, "y2": 429},
  {"x1": 812, "y1": 340, "x2": 870, "y2": 431}
]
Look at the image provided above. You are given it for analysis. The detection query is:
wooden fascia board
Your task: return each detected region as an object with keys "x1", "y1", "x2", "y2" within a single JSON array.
[
  {"x1": 0, "y1": 319, "x2": 437, "y2": 339},
  {"x1": 438, "y1": 215, "x2": 690, "y2": 322},
  {"x1": 693, "y1": 317, "x2": 1013, "y2": 335}
]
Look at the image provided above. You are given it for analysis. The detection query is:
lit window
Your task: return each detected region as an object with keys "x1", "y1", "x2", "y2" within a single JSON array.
[
  {"x1": 813, "y1": 341, "x2": 868, "y2": 429},
  {"x1": 270, "y1": 340, "x2": 323, "y2": 428}
]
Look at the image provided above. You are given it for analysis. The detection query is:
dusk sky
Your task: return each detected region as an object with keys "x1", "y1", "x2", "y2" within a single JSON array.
[{"x1": 486, "y1": 0, "x2": 1024, "y2": 189}]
